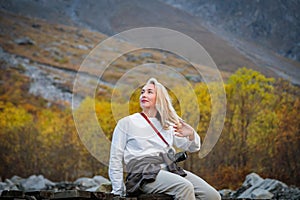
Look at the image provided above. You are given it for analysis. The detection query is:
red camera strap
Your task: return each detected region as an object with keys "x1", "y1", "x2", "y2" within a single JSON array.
[{"x1": 140, "y1": 112, "x2": 169, "y2": 147}]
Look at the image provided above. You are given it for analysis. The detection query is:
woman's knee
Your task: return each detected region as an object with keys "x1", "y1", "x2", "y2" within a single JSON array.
[
  {"x1": 180, "y1": 180, "x2": 194, "y2": 192},
  {"x1": 175, "y1": 180, "x2": 195, "y2": 198}
]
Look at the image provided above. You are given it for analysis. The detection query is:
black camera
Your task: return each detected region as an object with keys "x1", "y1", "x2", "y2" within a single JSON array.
[
  {"x1": 167, "y1": 149, "x2": 188, "y2": 163},
  {"x1": 174, "y1": 151, "x2": 188, "y2": 163}
]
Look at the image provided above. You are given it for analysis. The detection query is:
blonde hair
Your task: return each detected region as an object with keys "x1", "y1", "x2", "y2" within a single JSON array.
[{"x1": 146, "y1": 78, "x2": 181, "y2": 129}]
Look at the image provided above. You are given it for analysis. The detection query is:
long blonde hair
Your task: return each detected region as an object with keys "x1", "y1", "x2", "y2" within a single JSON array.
[{"x1": 146, "y1": 78, "x2": 181, "y2": 129}]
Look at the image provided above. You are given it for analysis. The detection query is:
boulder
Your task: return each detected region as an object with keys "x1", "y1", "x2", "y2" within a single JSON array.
[
  {"x1": 242, "y1": 172, "x2": 264, "y2": 188},
  {"x1": 14, "y1": 37, "x2": 35, "y2": 45},
  {"x1": 92, "y1": 175, "x2": 110, "y2": 185},
  {"x1": 221, "y1": 172, "x2": 300, "y2": 199},
  {"x1": 139, "y1": 52, "x2": 153, "y2": 59},
  {"x1": 218, "y1": 189, "x2": 234, "y2": 198},
  {"x1": 238, "y1": 178, "x2": 287, "y2": 199},
  {"x1": 251, "y1": 188, "x2": 274, "y2": 199},
  {"x1": 20, "y1": 175, "x2": 54, "y2": 191},
  {"x1": 74, "y1": 177, "x2": 98, "y2": 189}
]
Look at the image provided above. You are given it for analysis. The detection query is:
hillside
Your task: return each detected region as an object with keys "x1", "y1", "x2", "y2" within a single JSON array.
[
  {"x1": 0, "y1": 7, "x2": 299, "y2": 191},
  {"x1": 162, "y1": 0, "x2": 300, "y2": 62},
  {"x1": 2, "y1": 0, "x2": 300, "y2": 85},
  {"x1": 0, "y1": 10, "x2": 228, "y2": 106}
]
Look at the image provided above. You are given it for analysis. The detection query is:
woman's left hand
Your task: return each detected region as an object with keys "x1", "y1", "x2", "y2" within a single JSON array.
[{"x1": 173, "y1": 121, "x2": 195, "y2": 141}]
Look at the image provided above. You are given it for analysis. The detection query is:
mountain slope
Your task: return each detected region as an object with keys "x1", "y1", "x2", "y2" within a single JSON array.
[
  {"x1": 1, "y1": 0, "x2": 300, "y2": 84},
  {"x1": 162, "y1": 0, "x2": 300, "y2": 62}
]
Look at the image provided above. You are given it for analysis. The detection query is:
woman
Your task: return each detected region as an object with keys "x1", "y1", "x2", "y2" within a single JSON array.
[{"x1": 109, "y1": 78, "x2": 221, "y2": 200}]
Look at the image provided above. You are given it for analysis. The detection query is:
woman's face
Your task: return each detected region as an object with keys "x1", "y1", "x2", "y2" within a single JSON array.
[{"x1": 140, "y1": 83, "x2": 156, "y2": 110}]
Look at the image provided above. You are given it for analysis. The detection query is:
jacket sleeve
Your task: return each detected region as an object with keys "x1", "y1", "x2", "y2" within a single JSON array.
[
  {"x1": 173, "y1": 130, "x2": 201, "y2": 152},
  {"x1": 108, "y1": 118, "x2": 127, "y2": 195}
]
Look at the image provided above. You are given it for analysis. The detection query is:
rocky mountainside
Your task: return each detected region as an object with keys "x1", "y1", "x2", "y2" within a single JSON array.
[
  {"x1": 162, "y1": 0, "x2": 300, "y2": 62},
  {"x1": 1, "y1": 0, "x2": 300, "y2": 85},
  {"x1": 0, "y1": 10, "x2": 218, "y2": 106}
]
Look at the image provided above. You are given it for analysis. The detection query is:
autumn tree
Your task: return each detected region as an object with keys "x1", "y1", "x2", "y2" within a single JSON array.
[{"x1": 225, "y1": 67, "x2": 274, "y2": 168}]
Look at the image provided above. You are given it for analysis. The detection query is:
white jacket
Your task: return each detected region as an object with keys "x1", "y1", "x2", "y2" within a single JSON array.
[{"x1": 108, "y1": 113, "x2": 201, "y2": 195}]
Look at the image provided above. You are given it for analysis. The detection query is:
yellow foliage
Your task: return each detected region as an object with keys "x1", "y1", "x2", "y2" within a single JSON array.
[{"x1": 0, "y1": 101, "x2": 33, "y2": 132}]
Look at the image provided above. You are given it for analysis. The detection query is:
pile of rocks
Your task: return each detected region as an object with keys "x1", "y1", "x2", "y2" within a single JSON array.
[
  {"x1": 0, "y1": 174, "x2": 112, "y2": 194},
  {"x1": 0, "y1": 175, "x2": 171, "y2": 199},
  {"x1": 219, "y1": 173, "x2": 300, "y2": 200},
  {"x1": 1, "y1": 173, "x2": 300, "y2": 199}
]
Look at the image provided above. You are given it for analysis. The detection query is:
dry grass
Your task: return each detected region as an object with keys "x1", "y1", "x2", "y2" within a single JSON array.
[{"x1": 0, "y1": 10, "x2": 229, "y2": 84}]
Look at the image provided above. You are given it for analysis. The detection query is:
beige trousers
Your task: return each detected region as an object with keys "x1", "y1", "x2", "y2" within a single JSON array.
[{"x1": 141, "y1": 170, "x2": 221, "y2": 200}]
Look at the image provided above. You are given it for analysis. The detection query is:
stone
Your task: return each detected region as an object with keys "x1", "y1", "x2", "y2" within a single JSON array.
[
  {"x1": 139, "y1": 53, "x2": 153, "y2": 59},
  {"x1": 87, "y1": 183, "x2": 112, "y2": 193},
  {"x1": 97, "y1": 183, "x2": 112, "y2": 193},
  {"x1": 10, "y1": 175, "x2": 24, "y2": 185},
  {"x1": 251, "y1": 188, "x2": 274, "y2": 199},
  {"x1": 237, "y1": 173, "x2": 288, "y2": 199},
  {"x1": 21, "y1": 175, "x2": 47, "y2": 191},
  {"x1": 74, "y1": 177, "x2": 98, "y2": 189},
  {"x1": 77, "y1": 44, "x2": 89, "y2": 50},
  {"x1": 32, "y1": 23, "x2": 41, "y2": 29},
  {"x1": 242, "y1": 172, "x2": 264, "y2": 188},
  {"x1": 14, "y1": 37, "x2": 35, "y2": 45},
  {"x1": 92, "y1": 176, "x2": 111, "y2": 185},
  {"x1": 0, "y1": 182, "x2": 7, "y2": 190},
  {"x1": 218, "y1": 189, "x2": 234, "y2": 198},
  {"x1": 126, "y1": 54, "x2": 138, "y2": 62}
]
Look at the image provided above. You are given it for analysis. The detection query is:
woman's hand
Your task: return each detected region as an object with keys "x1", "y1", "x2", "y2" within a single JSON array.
[{"x1": 173, "y1": 121, "x2": 195, "y2": 141}]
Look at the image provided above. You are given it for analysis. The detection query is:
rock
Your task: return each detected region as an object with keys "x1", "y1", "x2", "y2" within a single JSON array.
[
  {"x1": 71, "y1": 44, "x2": 89, "y2": 50},
  {"x1": 251, "y1": 188, "x2": 274, "y2": 199},
  {"x1": 74, "y1": 177, "x2": 98, "y2": 189},
  {"x1": 0, "y1": 181, "x2": 10, "y2": 194},
  {"x1": 44, "y1": 47, "x2": 63, "y2": 57},
  {"x1": 21, "y1": 175, "x2": 47, "y2": 191},
  {"x1": 92, "y1": 175, "x2": 110, "y2": 185},
  {"x1": 10, "y1": 175, "x2": 24, "y2": 185},
  {"x1": 126, "y1": 54, "x2": 138, "y2": 62},
  {"x1": 3, "y1": 178, "x2": 19, "y2": 191},
  {"x1": 185, "y1": 74, "x2": 202, "y2": 82},
  {"x1": 44, "y1": 177, "x2": 56, "y2": 189},
  {"x1": 98, "y1": 183, "x2": 112, "y2": 193},
  {"x1": 14, "y1": 37, "x2": 35, "y2": 45},
  {"x1": 77, "y1": 44, "x2": 89, "y2": 50},
  {"x1": 242, "y1": 172, "x2": 264, "y2": 188},
  {"x1": 238, "y1": 177, "x2": 287, "y2": 199},
  {"x1": 85, "y1": 185, "x2": 100, "y2": 192},
  {"x1": 89, "y1": 183, "x2": 112, "y2": 193},
  {"x1": 260, "y1": 178, "x2": 287, "y2": 192},
  {"x1": 233, "y1": 173, "x2": 289, "y2": 199},
  {"x1": 274, "y1": 186, "x2": 300, "y2": 200},
  {"x1": 218, "y1": 189, "x2": 234, "y2": 198},
  {"x1": 32, "y1": 23, "x2": 41, "y2": 29},
  {"x1": 55, "y1": 181, "x2": 78, "y2": 191},
  {"x1": 139, "y1": 52, "x2": 153, "y2": 59}
]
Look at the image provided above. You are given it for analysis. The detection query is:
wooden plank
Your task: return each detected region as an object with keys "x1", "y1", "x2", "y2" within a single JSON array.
[
  {"x1": 53, "y1": 190, "x2": 91, "y2": 199},
  {"x1": 91, "y1": 192, "x2": 114, "y2": 199},
  {"x1": 110, "y1": 196, "x2": 137, "y2": 200},
  {"x1": 137, "y1": 193, "x2": 173, "y2": 200},
  {"x1": 25, "y1": 190, "x2": 54, "y2": 199},
  {"x1": 0, "y1": 190, "x2": 24, "y2": 198}
]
